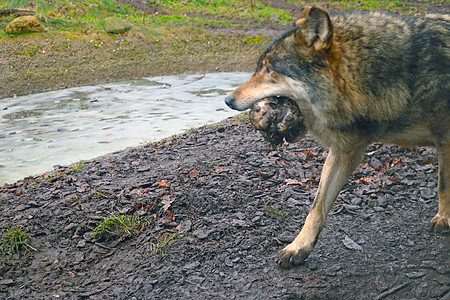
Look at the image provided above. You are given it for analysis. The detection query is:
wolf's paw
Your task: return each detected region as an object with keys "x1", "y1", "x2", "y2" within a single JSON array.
[
  {"x1": 275, "y1": 246, "x2": 310, "y2": 269},
  {"x1": 429, "y1": 214, "x2": 450, "y2": 233}
]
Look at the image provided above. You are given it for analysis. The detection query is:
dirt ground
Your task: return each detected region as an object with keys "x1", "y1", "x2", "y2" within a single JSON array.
[
  {"x1": 1, "y1": 117, "x2": 449, "y2": 299},
  {"x1": 1, "y1": 1, "x2": 449, "y2": 299}
]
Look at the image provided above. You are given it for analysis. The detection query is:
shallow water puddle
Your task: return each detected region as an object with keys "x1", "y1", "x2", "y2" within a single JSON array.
[{"x1": 0, "y1": 72, "x2": 251, "y2": 185}]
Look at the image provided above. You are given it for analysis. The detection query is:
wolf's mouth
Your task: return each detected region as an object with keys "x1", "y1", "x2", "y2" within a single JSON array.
[{"x1": 249, "y1": 96, "x2": 306, "y2": 147}]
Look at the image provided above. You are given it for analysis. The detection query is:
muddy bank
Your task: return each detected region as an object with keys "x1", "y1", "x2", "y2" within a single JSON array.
[
  {"x1": 0, "y1": 115, "x2": 449, "y2": 299},
  {"x1": 0, "y1": 33, "x2": 263, "y2": 100}
]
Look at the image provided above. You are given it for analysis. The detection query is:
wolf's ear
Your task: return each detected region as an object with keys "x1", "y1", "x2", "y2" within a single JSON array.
[{"x1": 294, "y1": 6, "x2": 333, "y2": 52}]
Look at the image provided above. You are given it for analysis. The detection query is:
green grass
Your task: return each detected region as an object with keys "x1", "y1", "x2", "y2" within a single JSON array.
[
  {"x1": 1, "y1": 0, "x2": 289, "y2": 39},
  {"x1": 287, "y1": 0, "x2": 410, "y2": 11},
  {"x1": 144, "y1": 14, "x2": 240, "y2": 28},
  {"x1": 1, "y1": 0, "x2": 140, "y2": 36},
  {"x1": 1, "y1": 227, "x2": 37, "y2": 255},
  {"x1": 234, "y1": 113, "x2": 249, "y2": 123},
  {"x1": 2, "y1": 0, "x2": 137, "y2": 19},
  {"x1": 242, "y1": 35, "x2": 264, "y2": 45},
  {"x1": 71, "y1": 161, "x2": 86, "y2": 172},
  {"x1": 264, "y1": 204, "x2": 290, "y2": 219},
  {"x1": 329, "y1": 0, "x2": 407, "y2": 10},
  {"x1": 149, "y1": 231, "x2": 184, "y2": 257},
  {"x1": 152, "y1": 0, "x2": 292, "y2": 24},
  {"x1": 185, "y1": 127, "x2": 196, "y2": 134},
  {"x1": 92, "y1": 213, "x2": 145, "y2": 240}
]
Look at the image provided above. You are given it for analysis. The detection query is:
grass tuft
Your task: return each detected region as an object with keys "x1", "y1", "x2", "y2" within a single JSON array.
[
  {"x1": 149, "y1": 231, "x2": 184, "y2": 257},
  {"x1": 264, "y1": 204, "x2": 290, "y2": 219},
  {"x1": 1, "y1": 227, "x2": 37, "y2": 255},
  {"x1": 92, "y1": 213, "x2": 145, "y2": 240},
  {"x1": 71, "y1": 161, "x2": 86, "y2": 172}
]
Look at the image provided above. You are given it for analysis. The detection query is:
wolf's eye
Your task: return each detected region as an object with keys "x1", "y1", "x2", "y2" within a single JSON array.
[{"x1": 265, "y1": 66, "x2": 272, "y2": 74}]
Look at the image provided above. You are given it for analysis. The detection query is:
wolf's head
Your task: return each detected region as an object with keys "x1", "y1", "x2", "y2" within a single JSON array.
[{"x1": 225, "y1": 6, "x2": 334, "y2": 111}]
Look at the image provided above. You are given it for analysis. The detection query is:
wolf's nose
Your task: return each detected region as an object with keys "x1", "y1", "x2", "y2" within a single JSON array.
[{"x1": 225, "y1": 96, "x2": 236, "y2": 109}]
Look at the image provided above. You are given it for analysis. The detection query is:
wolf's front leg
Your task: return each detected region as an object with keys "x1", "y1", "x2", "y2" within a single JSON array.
[
  {"x1": 276, "y1": 146, "x2": 366, "y2": 268},
  {"x1": 430, "y1": 140, "x2": 450, "y2": 232}
]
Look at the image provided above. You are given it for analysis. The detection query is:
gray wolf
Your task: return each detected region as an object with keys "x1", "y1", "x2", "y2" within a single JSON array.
[{"x1": 225, "y1": 6, "x2": 449, "y2": 268}]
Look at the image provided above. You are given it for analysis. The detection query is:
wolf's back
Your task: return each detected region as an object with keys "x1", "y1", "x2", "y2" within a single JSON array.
[{"x1": 331, "y1": 12, "x2": 449, "y2": 126}]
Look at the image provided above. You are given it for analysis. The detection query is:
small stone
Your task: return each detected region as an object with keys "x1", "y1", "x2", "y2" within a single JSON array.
[
  {"x1": 179, "y1": 220, "x2": 192, "y2": 232},
  {"x1": 350, "y1": 197, "x2": 362, "y2": 206},
  {"x1": 373, "y1": 206, "x2": 385, "y2": 212},
  {"x1": 278, "y1": 231, "x2": 295, "y2": 243},
  {"x1": 377, "y1": 196, "x2": 388, "y2": 208},
  {"x1": 77, "y1": 240, "x2": 86, "y2": 248},
  {"x1": 193, "y1": 228, "x2": 208, "y2": 239},
  {"x1": 60, "y1": 239, "x2": 70, "y2": 248},
  {"x1": 183, "y1": 262, "x2": 200, "y2": 270},
  {"x1": 83, "y1": 232, "x2": 94, "y2": 241},
  {"x1": 343, "y1": 204, "x2": 360, "y2": 211},
  {"x1": 74, "y1": 252, "x2": 85, "y2": 263},
  {"x1": 0, "y1": 279, "x2": 15, "y2": 286},
  {"x1": 64, "y1": 223, "x2": 77, "y2": 231},
  {"x1": 342, "y1": 235, "x2": 363, "y2": 251},
  {"x1": 370, "y1": 157, "x2": 383, "y2": 169},
  {"x1": 406, "y1": 271, "x2": 425, "y2": 279}
]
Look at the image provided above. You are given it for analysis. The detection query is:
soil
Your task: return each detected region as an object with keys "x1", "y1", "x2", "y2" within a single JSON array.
[{"x1": 1, "y1": 1, "x2": 449, "y2": 299}]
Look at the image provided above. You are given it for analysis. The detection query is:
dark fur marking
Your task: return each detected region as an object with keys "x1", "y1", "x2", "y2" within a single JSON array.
[{"x1": 438, "y1": 164, "x2": 446, "y2": 193}]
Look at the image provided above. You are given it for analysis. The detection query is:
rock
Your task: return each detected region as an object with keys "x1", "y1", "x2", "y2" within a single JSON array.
[
  {"x1": 5, "y1": 16, "x2": 44, "y2": 34},
  {"x1": 278, "y1": 231, "x2": 295, "y2": 243},
  {"x1": 342, "y1": 235, "x2": 363, "y2": 251},
  {"x1": 372, "y1": 206, "x2": 385, "y2": 212},
  {"x1": 0, "y1": 279, "x2": 15, "y2": 286},
  {"x1": 193, "y1": 228, "x2": 209, "y2": 239},
  {"x1": 103, "y1": 17, "x2": 135, "y2": 34},
  {"x1": 74, "y1": 252, "x2": 85, "y2": 263},
  {"x1": 370, "y1": 157, "x2": 383, "y2": 169},
  {"x1": 406, "y1": 271, "x2": 425, "y2": 279}
]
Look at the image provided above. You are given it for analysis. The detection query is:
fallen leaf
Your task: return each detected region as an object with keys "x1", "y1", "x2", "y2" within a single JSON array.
[
  {"x1": 166, "y1": 210, "x2": 174, "y2": 221},
  {"x1": 138, "y1": 204, "x2": 150, "y2": 215},
  {"x1": 359, "y1": 178, "x2": 369, "y2": 185},
  {"x1": 304, "y1": 150, "x2": 313, "y2": 158},
  {"x1": 214, "y1": 166, "x2": 224, "y2": 173},
  {"x1": 285, "y1": 179, "x2": 302, "y2": 186},
  {"x1": 189, "y1": 169, "x2": 199, "y2": 179},
  {"x1": 161, "y1": 198, "x2": 174, "y2": 212},
  {"x1": 392, "y1": 159, "x2": 402, "y2": 166},
  {"x1": 158, "y1": 180, "x2": 168, "y2": 187}
]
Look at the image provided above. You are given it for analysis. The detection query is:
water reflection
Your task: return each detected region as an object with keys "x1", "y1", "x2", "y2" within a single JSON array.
[{"x1": 0, "y1": 72, "x2": 251, "y2": 185}]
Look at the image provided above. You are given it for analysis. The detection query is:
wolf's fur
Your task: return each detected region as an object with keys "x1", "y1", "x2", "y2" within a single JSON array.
[{"x1": 225, "y1": 7, "x2": 449, "y2": 268}]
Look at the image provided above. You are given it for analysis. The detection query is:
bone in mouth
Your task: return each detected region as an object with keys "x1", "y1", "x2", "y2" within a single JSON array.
[{"x1": 249, "y1": 96, "x2": 306, "y2": 147}]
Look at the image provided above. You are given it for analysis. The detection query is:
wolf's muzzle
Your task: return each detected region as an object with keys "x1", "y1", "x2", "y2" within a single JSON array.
[{"x1": 224, "y1": 96, "x2": 237, "y2": 110}]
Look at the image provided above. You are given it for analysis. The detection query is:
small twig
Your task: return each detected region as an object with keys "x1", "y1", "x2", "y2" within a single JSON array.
[{"x1": 375, "y1": 282, "x2": 410, "y2": 300}]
